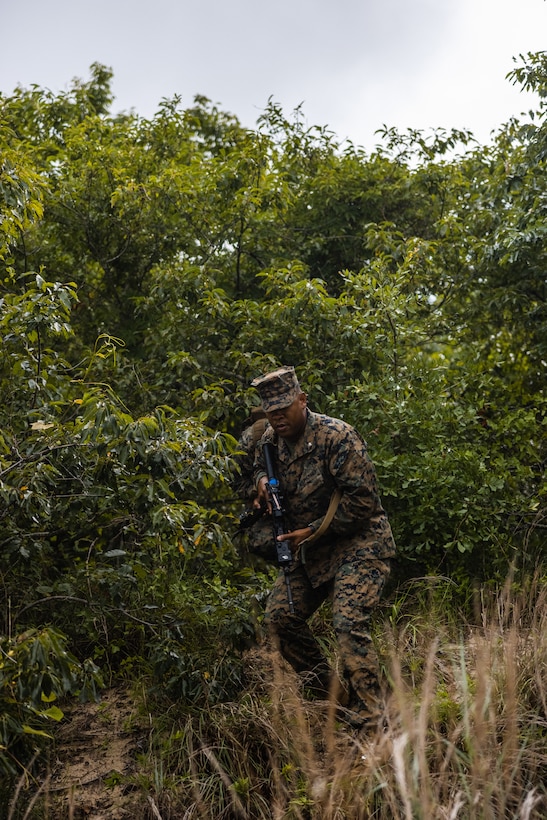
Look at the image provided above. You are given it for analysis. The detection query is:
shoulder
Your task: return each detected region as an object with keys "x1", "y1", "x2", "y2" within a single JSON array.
[
  {"x1": 260, "y1": 424, "x2": 277, "y2": 446},
  {"x1": 308, "y1": 412, "x2": 362, "y2": 443},
  {"x1": 238, "y1": 426, "x2": 254, "y2": 448},
  {"x1": 238, "y1": 418, "x2": 269, "y2": 449}
]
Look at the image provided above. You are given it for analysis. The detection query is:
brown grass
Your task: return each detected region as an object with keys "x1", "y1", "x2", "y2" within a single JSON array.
[{"x1": 8, "y1": 576, "x2": 547, "y2": 819}]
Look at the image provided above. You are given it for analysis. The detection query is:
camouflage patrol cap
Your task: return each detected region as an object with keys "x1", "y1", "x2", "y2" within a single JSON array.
[{"x1": 251, "y1": 366, "x2": 302, "y2": 412}]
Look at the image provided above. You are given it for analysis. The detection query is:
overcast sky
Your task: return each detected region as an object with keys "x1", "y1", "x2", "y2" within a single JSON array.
[{"x1": 1, "y1": 0, "x2": 546, "y2": 151}]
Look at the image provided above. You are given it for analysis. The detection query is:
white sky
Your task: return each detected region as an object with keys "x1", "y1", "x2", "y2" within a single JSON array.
[{"x1": 1, "y1": 0, "x2": 546, "y2": 151}]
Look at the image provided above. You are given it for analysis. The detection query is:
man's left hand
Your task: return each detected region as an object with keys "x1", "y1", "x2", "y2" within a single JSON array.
[{"x1": 277, "y1": 527, "x2": 313, "y2": 550}]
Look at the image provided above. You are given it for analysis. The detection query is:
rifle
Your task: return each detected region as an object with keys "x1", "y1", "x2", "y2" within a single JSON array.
[
  {"x1": 237, "y1": 502, "x2": 267, "y2": 532},
  {"x1": 262, "y1": 442, "x2": 294, "y2": 614}
]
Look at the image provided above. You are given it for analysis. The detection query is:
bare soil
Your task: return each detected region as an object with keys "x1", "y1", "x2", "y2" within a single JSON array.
[{"x1": 41, "y1": 687, "x2": 153, "y2": 819}]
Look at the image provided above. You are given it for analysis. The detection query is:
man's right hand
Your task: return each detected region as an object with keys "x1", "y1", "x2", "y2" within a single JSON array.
[{"x1": 254, "y1": 476, "x2": 271, "y2": 513}]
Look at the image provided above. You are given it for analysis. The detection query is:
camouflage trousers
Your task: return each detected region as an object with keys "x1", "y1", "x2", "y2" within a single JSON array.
[{"x1": 264, "y1": 556, "x2": 391, "y2": 728}]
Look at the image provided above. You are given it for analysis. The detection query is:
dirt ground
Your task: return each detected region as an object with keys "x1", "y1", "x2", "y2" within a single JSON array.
[{"x1": 41, "y1": 687, "x2": 154, "y2": 819}]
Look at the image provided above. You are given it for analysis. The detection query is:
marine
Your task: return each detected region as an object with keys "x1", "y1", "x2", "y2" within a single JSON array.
[{"x1": 250, "y1": 365, "x2": 396, "y2": 731}]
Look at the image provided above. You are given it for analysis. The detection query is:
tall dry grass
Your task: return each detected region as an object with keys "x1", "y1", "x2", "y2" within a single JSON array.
[
  {"x1": 149, "y1": 576, "x2": 547, "y2": 819},
  {"x1": 8, "y1": 576, "x2": 547, "y2": 818}
]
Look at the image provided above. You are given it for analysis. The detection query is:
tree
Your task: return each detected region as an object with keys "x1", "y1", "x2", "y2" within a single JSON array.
[{"x1": 0, "y1": 59, "x2": 545, "y2": 783}]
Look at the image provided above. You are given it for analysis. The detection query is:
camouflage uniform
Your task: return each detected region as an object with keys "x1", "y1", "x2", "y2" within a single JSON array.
[
  {"x1": 233, "y1": 425, "x2": 260, "y2": 503},
  {"x1": 254, "y1": 409, "x2": 396, "y2": 728},
  {"x1": 231, "y1": 412, "x2": 270, "y2": 502}
]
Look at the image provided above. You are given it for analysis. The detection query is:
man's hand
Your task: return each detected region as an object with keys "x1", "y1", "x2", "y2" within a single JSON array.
[
  {"x1": 277, "y1": 527, "x2": 314, "y2": 550},
  {"x1": 254, "y1": 476, "x2": 271, "y2": 512},
  {"x1": 255, "y1": 476, "x2": 313, "y2": 548}
]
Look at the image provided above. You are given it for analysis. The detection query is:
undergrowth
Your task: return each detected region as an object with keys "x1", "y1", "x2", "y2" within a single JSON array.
[{"x1": 5, "y1": 575, "x2": 547, "y2": 819}]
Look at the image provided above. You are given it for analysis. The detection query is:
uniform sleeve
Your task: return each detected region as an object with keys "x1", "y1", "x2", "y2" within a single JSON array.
[
  {"x1": 252, "y1": 439, "x2": 268, "y2": 491},
  {"x1": 327, "y1": 429, "x2": 383, "y2": 535}
]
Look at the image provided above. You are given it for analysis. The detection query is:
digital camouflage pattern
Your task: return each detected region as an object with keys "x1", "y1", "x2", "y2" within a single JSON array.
[
  {"x1": 232, "y1": 417, "x2": 269, "y2": 502},
  {"x1": 266, "y1": 557, "x2": 391, "y2": 726},
  {"x1": 232, "y1": 417, "x2": 277, "y2": 561},
  {"x1": 254, "y1": 409, "x2": 396, "y2": 728},
  {"x1": 254, "y1": 410, "x2": 396, "y2": 584},
  {"x1": 251, "y1": 366, "x2": 302, "y2": 412}
]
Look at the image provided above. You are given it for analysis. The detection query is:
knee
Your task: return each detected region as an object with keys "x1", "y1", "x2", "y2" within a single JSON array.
[
  {"x1": 265, "y1": 604, "x2": 295, "y2": 634},
  {"x1": 333, "y1": 606, "x2": 373, "y2": 638}
]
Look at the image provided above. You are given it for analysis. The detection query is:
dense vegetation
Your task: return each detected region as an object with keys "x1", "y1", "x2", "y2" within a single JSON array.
[{"x1": 0, "y1": 54, "x2": 545, "y2": 814}]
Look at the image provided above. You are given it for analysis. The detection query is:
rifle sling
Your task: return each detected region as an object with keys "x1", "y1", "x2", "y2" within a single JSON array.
[{"x1": 299, "y1": 488, "x2": 342, "y2": 564}]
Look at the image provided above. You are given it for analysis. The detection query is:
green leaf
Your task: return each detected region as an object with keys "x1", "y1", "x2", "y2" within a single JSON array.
[
  {"x1": 43, "y1": 705, "x2": 64, "y2": 721},
  {"x1": 22, "y1": 725, "x2": 53, "y2": 738}
]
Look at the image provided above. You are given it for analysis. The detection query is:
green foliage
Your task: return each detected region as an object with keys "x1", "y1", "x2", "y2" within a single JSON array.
[
  {"x1": 0, "y1": 627, "x2": 102, "y2": 776},
  {"x1": 0, "y1": 270, "x2": 259, "y2": 728},
  {"x1": 0, "y1": 56, "x2": 546, "y2": 785},
  {"x1": 0, "y1": 148, "x2": 44, "y2": 266}
]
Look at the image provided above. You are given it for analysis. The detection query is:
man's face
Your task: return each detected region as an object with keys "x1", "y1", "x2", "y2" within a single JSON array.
[{"x1": 266, "y1": 393, "x2": 307, "y2": 441}]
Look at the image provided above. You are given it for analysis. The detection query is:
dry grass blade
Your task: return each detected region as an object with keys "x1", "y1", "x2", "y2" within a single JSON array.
[{"x1": 6, "y1": 577, "x2": 547, "y2": 818}]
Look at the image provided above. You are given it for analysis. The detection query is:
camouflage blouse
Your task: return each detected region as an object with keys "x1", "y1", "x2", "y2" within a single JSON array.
[{"x1": 254, "y1": 410, "x2": 396, "y2": 583}]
